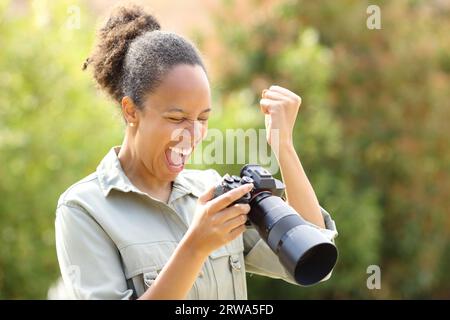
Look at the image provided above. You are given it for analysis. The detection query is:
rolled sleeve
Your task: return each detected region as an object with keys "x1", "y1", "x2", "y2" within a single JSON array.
[
  {"x1": 243, "y1": 206, "x2": 338, "y2": 286},
  {"x1": 55, "y1": 203, "x2": 134, "y2": 299}
]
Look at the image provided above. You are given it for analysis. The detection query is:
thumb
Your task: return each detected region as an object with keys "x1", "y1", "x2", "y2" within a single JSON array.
[
  {"x1": 198, "y1": 184, "x2": 217, "y2": 204},
  {"x1": 260, "y1": 98, "x2": 271, "y2": 115}
]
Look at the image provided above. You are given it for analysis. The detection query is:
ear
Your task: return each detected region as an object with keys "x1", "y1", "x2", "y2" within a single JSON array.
[{"x1": 121, "y1": 96, "x2": 139, "y2": 126}]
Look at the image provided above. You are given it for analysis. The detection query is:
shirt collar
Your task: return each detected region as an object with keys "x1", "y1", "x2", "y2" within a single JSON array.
[{"x1": 96, "y1": 146, "x2": 203, "y2": 202}]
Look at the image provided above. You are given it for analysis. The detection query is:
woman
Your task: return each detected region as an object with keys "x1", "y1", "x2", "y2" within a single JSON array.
[{"x1": 55, "y1": 4, "x2": 338, "y2": 300}]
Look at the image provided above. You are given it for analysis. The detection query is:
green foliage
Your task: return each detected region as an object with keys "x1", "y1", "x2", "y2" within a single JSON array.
[{"x1": 0, "y1": 0, "x2": 123, "y2": 298}]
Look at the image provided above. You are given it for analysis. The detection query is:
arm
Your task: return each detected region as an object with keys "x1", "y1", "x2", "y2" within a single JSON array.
[
  {"x1": 55, "y1": 204, "x2": 134, "y2": 299},
  {"x1": 276, "y1": 142, "x2": 325, "y2": 228},
  {"x1": 57, "y1": 182, "x2": 252, "y2": 300},
  {"x1": 140, "y1": 183, "x2": 252, "y2": 299},
  {"x1": 260, "y1": 85, "x2": 325, "y2": 228},
  {"x1": 57, "y1": 202, "x2": 209, "y2": 300},
  {"x1": 57, "y1": 203, "x2": 206, "y2": 300},
  {"x1": 138, "y1": 235, "x2": 207, "y2": 300}
]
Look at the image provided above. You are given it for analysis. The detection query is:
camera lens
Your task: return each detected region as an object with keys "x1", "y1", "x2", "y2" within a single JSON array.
[
  {"x1": 239, "y1": 164, "x2": 338, "y2": 286},
  {"x1": 249, "y1": 195, "x2": 338, "y2": 286}
]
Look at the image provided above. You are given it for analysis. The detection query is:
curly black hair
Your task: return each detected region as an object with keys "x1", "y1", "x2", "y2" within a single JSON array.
[{"x1": 83, "y1": 4, "x2": 207, "y2": 108}]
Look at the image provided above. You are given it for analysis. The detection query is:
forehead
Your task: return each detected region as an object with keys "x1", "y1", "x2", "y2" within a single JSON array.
[{"x1": 145, "y1": 64, "x2": 211, "y2": 112}]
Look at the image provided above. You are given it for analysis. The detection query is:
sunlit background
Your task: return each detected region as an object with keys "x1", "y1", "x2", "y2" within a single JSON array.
[{"x1": 0, "y1": 0, "x2": 449, "y2": 299}]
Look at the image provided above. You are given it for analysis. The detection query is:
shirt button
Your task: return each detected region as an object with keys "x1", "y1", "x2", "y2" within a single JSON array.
[{"x1": 229, "y1": 255, "x2": 242, "y2": 271}]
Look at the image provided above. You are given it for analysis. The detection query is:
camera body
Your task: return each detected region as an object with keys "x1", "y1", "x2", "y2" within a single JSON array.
[
  {"x1": 213, "y1": 164, "x2": 338, "y2": 286},
  {"x1": 213, "y1": 165, "x2": 284, "y2": 226},
  {"x1": 213, "y1": 165, "x2": 284, "y2": 199}
]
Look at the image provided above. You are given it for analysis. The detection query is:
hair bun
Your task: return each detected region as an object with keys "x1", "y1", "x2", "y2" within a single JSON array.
[
  {"x1": 83, "y1": 4, "x2": 161, "y2": 102},
  {"x1": 101, "y1": 4, "x2": 160, "y2": 38}
]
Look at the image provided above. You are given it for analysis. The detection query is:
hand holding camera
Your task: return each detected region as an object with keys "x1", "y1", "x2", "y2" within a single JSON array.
[{"x1": 186, "y1": 181, "x2": 253, "y2": 258}]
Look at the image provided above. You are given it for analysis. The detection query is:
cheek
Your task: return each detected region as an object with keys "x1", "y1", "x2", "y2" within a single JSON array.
[
  {"x1": 136, "y1": 123, "x2": 173, "y2": 159},
  {"x1": 142, "y1": 122, "x2": 176, "y2": 142}
]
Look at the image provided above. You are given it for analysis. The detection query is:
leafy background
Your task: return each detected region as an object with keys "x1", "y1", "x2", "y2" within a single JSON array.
[{"x1": 0, "y1": 0, "x2": 449, "y2": 299}]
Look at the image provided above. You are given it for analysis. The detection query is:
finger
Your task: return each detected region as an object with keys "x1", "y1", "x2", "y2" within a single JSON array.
[
  {"x1": 207, "y1": 183, "x2": 253, "y2": 213},
  {"x1": 198, "y1": 185, "x2": 217, "y2": 204},
  {"x1": 227, "y1": 224, "x2": 247, "y2": 241},
  {"x1": 269, "y1": 85, "x2": 301, "y2": 103},
  {"x1": 214, "y1": 203, "x2": 250, "y2": 224},
  {"x1": 262, "y1": 90, "x2": 287, "y2": 101},
  {"x1": 223, "y1": 213, "x2": 248, "y2": 232},
  {"x1": 260, "y1": 98, "x2": 284, "y2": 114},
  {"x1": 260, "y1": 98, "x2": 273, "y2": 114},
  {"x1": 269, "y1": 85, "x2": 294, "y2": 96}
]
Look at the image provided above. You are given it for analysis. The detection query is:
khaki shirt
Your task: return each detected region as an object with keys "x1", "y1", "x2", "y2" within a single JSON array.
[{"x1": 54, "y1": 146, "x2": 338, "y2": 299}]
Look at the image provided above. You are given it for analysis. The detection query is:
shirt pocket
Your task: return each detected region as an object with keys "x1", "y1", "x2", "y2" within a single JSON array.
[
  {"x1": 209, "y1": 235, "x2": 247, "y2": 300},
  {"x1": 119, "y1": 241, "x2": 199, "y2": 299}
]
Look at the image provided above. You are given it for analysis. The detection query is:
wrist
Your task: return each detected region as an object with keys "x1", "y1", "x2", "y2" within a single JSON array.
[
  {"x1": 279, "y1": 139, "x2": 294, "y2": 150},
  {"x1": 272, "y1": 138, "x2": 295, "y2": 158},
  {"x1": 181, "y1": 231, "x2": 210, "y2": 261}
]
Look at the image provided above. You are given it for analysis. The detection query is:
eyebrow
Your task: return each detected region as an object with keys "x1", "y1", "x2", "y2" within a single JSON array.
[{"x1": 166, "y1": 107, "x2": 211, "y2": 113}]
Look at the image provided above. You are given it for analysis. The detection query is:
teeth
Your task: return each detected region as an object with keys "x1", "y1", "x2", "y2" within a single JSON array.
[{"x1": 169, "y1": 146, "x2": 192, "y2": 156}]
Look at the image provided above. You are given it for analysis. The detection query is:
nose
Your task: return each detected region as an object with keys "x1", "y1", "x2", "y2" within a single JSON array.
[
  {"x1": 172, "y1": 120, "x2": 204, "y2": 148},
  {"x1": 185, "y1": 120, "x2": 204, "y2": 146}
]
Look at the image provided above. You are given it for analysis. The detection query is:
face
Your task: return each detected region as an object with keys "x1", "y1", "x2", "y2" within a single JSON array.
[{"x1": 128, "y1": 64, "x2": 211, "y2": 182}]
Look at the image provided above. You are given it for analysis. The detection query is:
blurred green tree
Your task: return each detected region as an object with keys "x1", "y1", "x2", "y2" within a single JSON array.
[{"x1": 0, "y1": 0, "x2": 123, "y2": 298}]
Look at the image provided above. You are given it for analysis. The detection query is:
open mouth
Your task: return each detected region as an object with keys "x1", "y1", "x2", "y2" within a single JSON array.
[{"x1": 164, "y1": 146, "x2": 193, "y2": 173}]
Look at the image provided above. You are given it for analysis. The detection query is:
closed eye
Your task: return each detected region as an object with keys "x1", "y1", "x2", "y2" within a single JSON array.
[
  {"x1": 167, "y1": 117, "x2": 184, "y2": 123},
  {"x1": 167, "y1": 117, "x2": 208, "y2": 123}
]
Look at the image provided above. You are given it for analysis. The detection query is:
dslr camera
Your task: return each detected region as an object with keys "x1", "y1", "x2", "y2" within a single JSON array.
[{"x1": 213, "y1": 164, "x2": 338, "y2": 286}]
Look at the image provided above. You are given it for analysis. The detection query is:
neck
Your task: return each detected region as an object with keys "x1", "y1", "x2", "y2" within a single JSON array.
[{"x1": 117, "y1": 132, "x2": 172, "y2": 202}]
